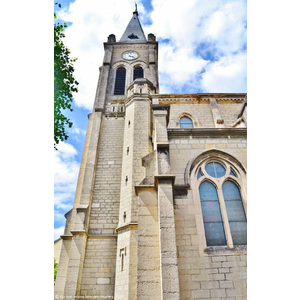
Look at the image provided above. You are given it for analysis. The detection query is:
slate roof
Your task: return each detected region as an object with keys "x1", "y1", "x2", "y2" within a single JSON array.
[{"x1": 119, "y1": 11, "x2": 147, "y2": 42}]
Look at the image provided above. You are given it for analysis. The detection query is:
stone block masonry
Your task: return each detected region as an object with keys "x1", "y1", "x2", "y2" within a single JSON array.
[
  {"x1": 175, "y1": 194, "x2": 247, "y2": 300},
  {"x1": 80, "y1": 238, "x2": 117, "y2": 297},
  {"x1": 54, "y1": 7, "x2": 247, "y2": 299},
  {"x1": 88, "y1": 117, "x2": 125, "y2": 235}
]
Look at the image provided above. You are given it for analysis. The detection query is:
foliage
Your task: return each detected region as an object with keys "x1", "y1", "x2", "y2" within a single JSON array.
[
  {"x1": 54, "y1": 258, "x2": 58, "y2": 283},
  {"x1": 54, "y1": 4, "x2": 79, "y2": 149}
]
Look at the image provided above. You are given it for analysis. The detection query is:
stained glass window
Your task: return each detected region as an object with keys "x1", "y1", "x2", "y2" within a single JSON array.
[
  {"x1": 230, "y1": 169, "x2": 237, "y2": 177},
  {"x1": 179, "y1": 116, "x2": 194, "y2": 128},
  {"x1": 205, "y1": 162, "x2": 226, "y2": 178},
  {"x1": 199, "y1": 181, "x2": 226, "y2": 246},
  {"x1": 223, "y1": 181, "x2": 247, "y2": 245},
  {"x1": 197, "y1": 169, "x2": 203, "y2": 179}
]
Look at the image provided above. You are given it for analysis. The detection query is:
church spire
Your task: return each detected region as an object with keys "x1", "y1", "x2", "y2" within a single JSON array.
[{"x1": 119, "y1": 4, "x2": 146, "y2": 42}]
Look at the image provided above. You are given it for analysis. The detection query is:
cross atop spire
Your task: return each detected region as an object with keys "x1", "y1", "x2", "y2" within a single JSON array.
[
  {"x1": 119, "y1": 5, "x2": 146, "y2": 42},
  {"x1": 135, "y1": 2, "x2": 138, "y2": 15}
]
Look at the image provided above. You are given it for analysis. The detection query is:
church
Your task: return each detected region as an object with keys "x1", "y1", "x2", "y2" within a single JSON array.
[{"x1": 55, "y1": 7, "x2": 247, "y2": 300}]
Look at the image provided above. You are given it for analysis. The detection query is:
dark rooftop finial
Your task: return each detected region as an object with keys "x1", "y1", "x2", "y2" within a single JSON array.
[{"x1": 134, "y1": 2, "x2": 138, "y2": 15}]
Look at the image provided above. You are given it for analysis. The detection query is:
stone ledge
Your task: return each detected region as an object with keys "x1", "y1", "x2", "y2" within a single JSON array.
[
  {"x1": 88, "y1": 235, "x2": 117, "y2": 239},
  {"x1": 168, "y1": 128, "x2": 247, "y2": 138},
  {"x1": 135, "y1": 184, "x2": 156, "y2": 195},
  {"x1": 115, "y1": 222, "x2": 138, "y2": 232},
  {"x1": 204, "y1": 245, "x2": 247, "y2": 253}
]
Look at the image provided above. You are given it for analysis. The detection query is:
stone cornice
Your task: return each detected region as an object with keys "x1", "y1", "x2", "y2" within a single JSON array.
[
  {"x1": 153, "y1": 93, "x2": 247, "y2": 98},
  {"x1": 104, "y1": 41, "x2": 157, "y2": 47},
  {"x1": 151, "y1": 93, "x2": 246, "y2": 104},
  {"x1": 167, "y1": 128, "x2": 247, "y2": 138},
  {"x1": 60, "y1": 232, "x2": 118, "y2": 240},
  {"x1": 125, "y1": 95, "x2": 152, "y2": 107}
]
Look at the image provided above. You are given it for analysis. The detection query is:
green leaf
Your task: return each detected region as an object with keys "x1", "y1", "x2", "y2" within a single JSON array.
[{"x1": 54, "y1": 12, "x2": 78, "y2": 150}]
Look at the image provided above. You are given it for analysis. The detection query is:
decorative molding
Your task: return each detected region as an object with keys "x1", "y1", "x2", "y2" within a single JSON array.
[
  {"x1": 216, "y1": 98, "x2": 245, "y2": 103},
  {"x1": 168, "y1": 128, "x2": 247, "y2": 138}
]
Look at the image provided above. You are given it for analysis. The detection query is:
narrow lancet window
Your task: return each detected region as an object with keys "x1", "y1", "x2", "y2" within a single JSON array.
[
  {"x1": 223, "y1": 181, "x2": 247, "y2": 245},
  {"x1": 114, "y1": 67, "x2": 126, "y2": 95},
  {"x1": 199, "y1": 181, "x2": 226, "y2": 246},
  {"x1": 133, "y1": 66, "x2": 143, "y2": 80}
]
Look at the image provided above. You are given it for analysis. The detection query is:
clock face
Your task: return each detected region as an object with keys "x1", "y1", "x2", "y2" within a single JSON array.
[{"x1": 122, "y1": 51, "x2": 138, "y2": 60}]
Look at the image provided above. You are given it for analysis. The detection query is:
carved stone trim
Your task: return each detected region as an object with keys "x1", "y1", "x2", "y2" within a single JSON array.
[{"x1": 168, "y1": 128, "x2": 247, "y2": 138}]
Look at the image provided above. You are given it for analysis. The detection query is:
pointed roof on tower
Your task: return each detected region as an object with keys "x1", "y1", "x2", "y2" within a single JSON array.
[{"x1": 119, "y1": 4, "x2": 146, "y2": 42}]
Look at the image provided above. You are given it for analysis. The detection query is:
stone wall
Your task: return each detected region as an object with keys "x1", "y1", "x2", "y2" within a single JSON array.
[
  {"x1": 218, "y1": 102, "x2": 244, "y2": 127},
  {"x1": 80, "y1": 116, "x2": 124, "y2": 298},
  {"x1": 169, "y1": 130, "x2": 247, "y2": 300},
  {"x1": 88, "y1": 117, "x2": 125, "y2": 235},
  {"x1": 169, "y1": 103, "x2": 215, "y2": 128},
  {"x1": 174, "y1": 192, "x2": 247, "y2": 300},
  {"x1": 80, "y1": 238, "x2": 117, "y2": 297},
  {"x1": 169, "y1": 137, "x2": 247, "y2": 185}
]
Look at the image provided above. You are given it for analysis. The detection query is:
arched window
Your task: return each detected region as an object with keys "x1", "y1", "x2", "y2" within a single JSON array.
[
  {"x1": 179, "y1": 116, "x2": 194, "y2": 128},
  {"x1": 199, "y1": 181, "x2": 226, "y2": 246},
  {"x1": 197, "y1": 158, "x2": 247, "y2": 247},
  {"x1": 114, "y1": 67, "x2": 126, "y2": 95},
  {"x1": 133, "y1": 66, "x2": 143, "y2": 80},
  {"x1": 223, "y1": 181, "x2": 247, "y2": 245}
]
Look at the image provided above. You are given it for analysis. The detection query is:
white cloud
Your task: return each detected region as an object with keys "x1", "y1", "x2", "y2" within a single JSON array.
[
  {"x1": 71, "y1": 126, "x2": 86, "y2": 136},
  {"x1": 200, "y1": 52, "x2": 247, "y2": 92},
  {"x1": 57, "y1": 0, "x2": 145, "y2": 110},
  {"x1": 54, "y1": 142, "x2": 79, "y2": 213},
  {"x1": 54, "y1": 209, "x2": 66, "y2": 222},
  {"x1": 145, "y1": 0, "x2": 247, "y2": 93},
  {"x1": 56, "y1": 0, "x2": 246, "y2": 107},
  {"x1": 54, "y1": 226, "x2": 65, "y2": 240},
  {"x1": 199, "y1": 1, "x2": 247, "y2": 56}
]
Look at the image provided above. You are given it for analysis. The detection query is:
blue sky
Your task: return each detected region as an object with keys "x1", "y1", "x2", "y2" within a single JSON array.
[{"x1": 54, "y1": 0, "x2": 247, "y2": 239}]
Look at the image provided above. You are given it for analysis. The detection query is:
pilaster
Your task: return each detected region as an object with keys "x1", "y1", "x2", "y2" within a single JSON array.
[
  {"x1": 156, "y1": 177, "x2": 180, "y2": 300},
  {"x1": 94, "y1": 44, "x2": 113, "y2": 110},
  {"x1": 54, "y1": 111, "x2": 103, "y2": 298},
  {"x1": 115, "y1": 90, "x2": 153, "y2": 300},
  {"x1": 152, "y1": 108, "x2": 180, "y2": 300}
]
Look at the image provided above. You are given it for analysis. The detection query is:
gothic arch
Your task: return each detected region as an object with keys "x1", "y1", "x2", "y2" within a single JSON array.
[
  {"x1": 175, "y1": 111, "x2": 200, "y2": 128},
  {"x1": 111, "y1": 62, "x2": 130, "y2": 95},
  {"x1": 184, "y1": 149, "x2": 247, "y2": 186},
  {"x1": 131, "y1": 61, "x2": 147, "y2": 82}
]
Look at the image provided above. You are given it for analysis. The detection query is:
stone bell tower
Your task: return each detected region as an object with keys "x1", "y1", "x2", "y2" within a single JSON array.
[
  {"x1": 55, "y1": 5, "x2": 247, "y2": 300},
  {"x1": 54, "y1": 6, "x2": 165, "y2": 299}
]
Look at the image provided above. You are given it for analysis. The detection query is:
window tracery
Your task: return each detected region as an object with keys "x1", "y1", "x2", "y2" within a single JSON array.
[{"x1": 194, "y1": 154, "x2": 247, "y2": 248}]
